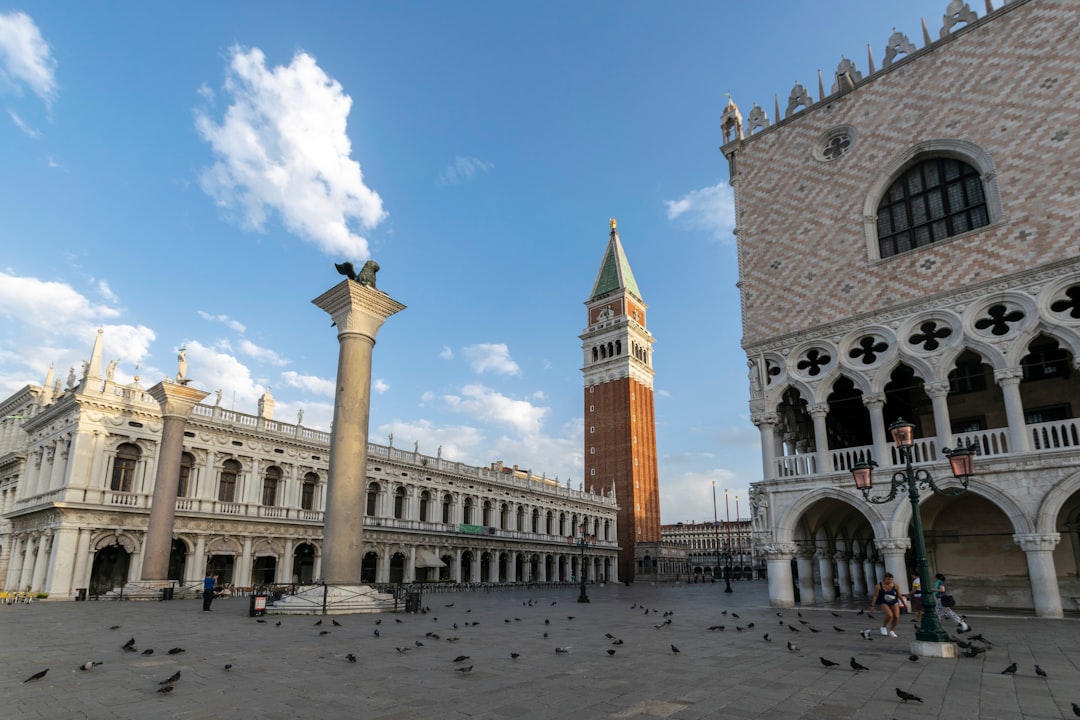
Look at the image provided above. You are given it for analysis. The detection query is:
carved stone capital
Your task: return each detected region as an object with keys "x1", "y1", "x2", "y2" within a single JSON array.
[
  {"x1": 924, "y1": 381, "x2": 951, "y2": 399},
  {"x1": 147, "y1": 381, "x2": 211, "y2": 419},
  {"x1": 751, "y1": 412, "x2": 779, "y2": 427},
  {"x1": 759, "y1": 542, "x2": 798, "y2": 560},
  {"x1": 861, "y1": 392, "x2": 885, "y2": 409},
  {"x1": 1012, "y1": 533, "x2": 1060, "y2": 552},
  {"x1": 813, "y1": 548, "x2": 832, "y2": 561},
  {"x1": 833, "y1": 550, "x2": 850, "y2": 562},
  {"x1": 313, "y1": 279, "x2": 406, "y2": 339},
  {"x1": 874, "y1": 537, "x2": 911, "y2": 554},
  {"x1": 993, "y1": 367, "x2": 1024, "y2": 385},
  {"x1": 809, "y1": 404, "x2": 830, "y2": 418}
]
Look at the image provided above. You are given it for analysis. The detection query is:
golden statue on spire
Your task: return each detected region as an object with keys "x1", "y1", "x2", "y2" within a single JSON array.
[{"x1": 610, "y1": 217, "x2": 617, "y2": 231}]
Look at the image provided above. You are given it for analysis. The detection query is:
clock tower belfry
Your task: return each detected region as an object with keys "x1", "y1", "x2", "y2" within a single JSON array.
[{"x1": 580, "y1": 219, "x2": 660, "y2": 583}]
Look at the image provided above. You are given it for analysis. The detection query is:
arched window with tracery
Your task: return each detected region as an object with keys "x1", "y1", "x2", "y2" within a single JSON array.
[
  {"x1": 419, "y1": 490, "x2": 431, "y2": 522},
  {"x1": 394, "y1": 486, "x2": 406, "y2": 519}
]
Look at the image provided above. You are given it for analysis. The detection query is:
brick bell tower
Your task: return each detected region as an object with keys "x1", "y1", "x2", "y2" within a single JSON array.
[{"x1": 581, "y1": 219, "x2": 660, "y2": 582}]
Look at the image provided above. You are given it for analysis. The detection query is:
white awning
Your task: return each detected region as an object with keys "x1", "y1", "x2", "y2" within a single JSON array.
[{"x1": 415, "y1": 549, "x2": 446, "y2": 568}]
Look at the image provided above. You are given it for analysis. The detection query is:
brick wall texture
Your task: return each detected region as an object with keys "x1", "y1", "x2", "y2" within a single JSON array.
[{"x1": 733, "y1": 0, "x2": 1080, "y2": 349}]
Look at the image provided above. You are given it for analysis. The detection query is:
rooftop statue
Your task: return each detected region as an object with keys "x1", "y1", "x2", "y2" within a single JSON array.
[{"x1": 334, "y1": 260, "x2": 380, "y2": 289}]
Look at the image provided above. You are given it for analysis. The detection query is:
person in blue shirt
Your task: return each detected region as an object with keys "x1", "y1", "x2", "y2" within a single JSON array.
[{"x1": 203, "y1": 572, "x2": 218, "y2": 612}]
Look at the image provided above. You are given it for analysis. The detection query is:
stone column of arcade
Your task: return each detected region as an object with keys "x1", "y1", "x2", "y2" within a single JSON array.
[
  {"x1": 272, "y1": 270, "x2": 404, "y2": 615},
  {"x1": 140, "y1": 381, "x2": 209, "y2": 594}
]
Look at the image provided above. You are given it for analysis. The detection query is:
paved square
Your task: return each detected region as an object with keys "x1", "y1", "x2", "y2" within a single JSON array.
[{"x1": 4, "y1": 582, "x2": 1078, "y2": 719}]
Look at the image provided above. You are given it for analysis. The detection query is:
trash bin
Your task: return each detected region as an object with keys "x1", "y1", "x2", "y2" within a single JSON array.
[
  {"x1": 249, "y1": 594, "x2": 268, "y2": 617},
  {"x1": 160, "y1": 587, "x2": 174, "y2": 601},
  {"x1": 75, "y1": 588, "x2": 87, "y2": 601},
  {"x1": 404, "y1": 589, "x2": 422, "y2": 614}
]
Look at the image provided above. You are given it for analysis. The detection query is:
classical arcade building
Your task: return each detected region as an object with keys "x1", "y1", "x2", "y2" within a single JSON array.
[
  {"x1": 724, "y1": 0, "x2": 1080, "y2": 616},
  {"x1": 0, "y1": 331, "x2": 619, "y2": 598}
]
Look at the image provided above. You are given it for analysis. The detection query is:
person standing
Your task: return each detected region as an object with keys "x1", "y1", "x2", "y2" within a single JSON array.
[
  {"x1": 908, "y1": 574, "x2": 922, "y2": 623},
  {"x1": 933, "y1": 573, "x2": 970, "y2": 632},
  {"x1": 203, "y1": 572, "x2": 218, "y2": 612},
  {"x1": 871, "y1": 572, "x2": 902, "y2": 637}
]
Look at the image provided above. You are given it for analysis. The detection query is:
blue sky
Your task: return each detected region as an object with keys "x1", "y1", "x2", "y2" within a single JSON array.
[{"x1": 1, "y1": 1, "x2": 953, "y2": 523}]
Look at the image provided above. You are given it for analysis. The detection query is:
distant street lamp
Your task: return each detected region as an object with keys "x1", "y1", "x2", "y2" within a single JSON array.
[
  {"x1": 711, "y1": 481, "x2": 721, "y2": 585},
  {"x1": 849, "y1": 418, "x2": 975, "y2": 644},
  {"x1": 723, "y1": 489, "x2": 733, "y2": 593},
  {"x1": 570, "y1": 523, "x2": 596, "y2": 603}
]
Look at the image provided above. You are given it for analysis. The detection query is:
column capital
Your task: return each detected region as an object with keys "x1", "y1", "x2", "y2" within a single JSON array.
[
  {"x1": 833, "y1": 550, "x2": 850, "y2": 561},
  {"x1": 924, "y1": 381, "x2": 951, "y2": 399},
  {"x1": 993, "y1": 366, "x2": 1023, "y2": 385},
  {"x1": 751, "y1": 412, "x2": 779, "y2": 427},
  {"x1": 147, "y1": 381, "x2": 210, "y2": 419},
  {"x1": 312, "y1": 279, "x2": 406, "y2": 339},
  {"x1": 759, "y1": 542, "x2": 797, "y2": 560},
  {"x1": 1012, "y1": 533, "x2": 1060, "y2": 552},
  {"x1": 874, "y1": 536, "x2": 911, "y2": 554},
  {"x1": 861, "y1": 392, "x2": 886, "y2": 408},
  {"x1": 813, "y1": 548, "x2": 832, "y2": 561},
  {"x1": 809, "y1": 404, "x2": 829, "y2": 418}
]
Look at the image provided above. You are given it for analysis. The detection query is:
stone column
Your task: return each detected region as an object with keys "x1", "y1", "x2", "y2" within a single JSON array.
[
  {"x1": 238, "y1": 537, "x2": 254, "y2": 587},
  {"x1": 46, "y1": 527, "x2": 79, "y2": 596},
  {"x1": 471, "y1": 551, "x2": 482, "y2": 583},
  {"x1": 849, "y1": 554, "x2": 866, "y2": 596},
  {"x1": 925, "y1": 382, "x2": 953, "y2": 454},
  {"x1": 280, "y1": 538, "x2": 295, "y2": 584},
  {"x1": 314, "y1": 280, "x2": 405, "y2": 585},
  {"x1": 994, "y1": 368, "x2": 1031, "y2": 453},
  {"x1": 815, "y1": 548, "x2": 836, "y2": 602},
  {"x1": 406, "y1": 546, "x2": 416, "y2": 583},
  {"x1": 834, "y1": 551, "x2": 851, "y2": 599},
  {"x1": 71, "y1": 530, "x2": 91, "y2": 595},
  {"x1": 538, "y1": 555, "x2": 547, "y2": 582},
  {"x1": 142, "y1": 381, "x2": 209, "y2": 582},
  {"x1": 1013, "y1": 533, "x2": 1063, "y2": 618},
  {"x1": 795, "y1": 547, "x2": 816, "y2": 604},
  {"x1": 862, "y1": 393, "x2": 888, "y2": 466},
  {"x1": 19, "y1": 536, "x2": 37, "y2": 590},
  {"x1": 453, "y1": 549, "x2": 463, "y2": 583},
  {"x1": 874, "y1": 537, "x2": 912, "y2": 597},
  {"x1": 862, "y1": 557, "x2": 877, "y2": 596},
  {"x1": 5, "y1": 535, "x2": 24, "y2": 589},
  {"x1": 31, "y1": 533, "x2": 51, "y2": 592},
  {"x1": 761, "y1": 542, "x2": 797, "y2": 607},
  {"x1": 752, "y1": 413, "x2": 779, "y2": 481},
  {"x1": 190, "y1": 535, "x2": 207, "y2": 584},
  {"x1": 810, "y1": 404, "x2": 831, "y2": 474}
]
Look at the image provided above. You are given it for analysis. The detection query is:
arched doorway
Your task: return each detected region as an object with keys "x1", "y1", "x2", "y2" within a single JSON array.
[
  {"x1": 361, "y1": 552, "x2": 378, "y2": 583},
  {"x1": 440, "y1": 555, "x2": 452, "y2": 581},
  {"x1": 461, "y1": 551, "x2": 473, "y2": 582},
  {"x1": 480, "y1": 552, "x2": 492, "y2": 582},
  {"x1": 90, "y1": 543, "x2": 130, "y2": 596},
  {"x1": 167, "y1": 539, "x2": 187, "y2": 582},
  {"x1": 252, "y1": 556, "x2": 277, "y2": 585},
  {"x1": 389, "y1": 552, "x2": 406, "y2": 583},
  {"x1": 293, "y1": 543, "x2": 315, "y2": 584}
]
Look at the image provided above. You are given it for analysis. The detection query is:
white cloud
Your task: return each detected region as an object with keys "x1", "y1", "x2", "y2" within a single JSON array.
[
  {"x1": 96, "y1": 280, "x2": 118, "y2": 303},
  {"x1": 442, "y1": 383, "x2": 547, "y2": 436},
  {"x1": 665, "y1": 181, "x2": 736, "y2": 243},
  {"x1": 7, "y1": 108, "x2": 40, "y2": 137},
  {"x1": 378, "y1": 419, "x2": 486, "y2": 463},
  {"x1": 184, "y1": 340, "x2": 263, "y2": 407},
  {"x1": 439, "y1": 155, "x2": 493, "y2": 185},
  {"x1": 196, "y1": 46, "x2": 386, "y2": 260},
  {"x1": 461, "y1": 343, "x2": 520, "y2": 375},
  {"x1": 46, "y1": 155, "x2": 64, "y2": 170},
  {"x1": 197, "y1": 310, "x2": 247, "y2": 333},
  {"x1": 238, "y1": 338, "x2": 288, "y2": 366},
  {"x1": 0, "y1": 11, "x2": 57, "y2": 105},
  {"x1": 439, "y1": 345, "x2": 453, "y2": 360},
  {"x1": 373, "y1": 378, "x2": 389, "y2": 394},
  {"x1": 280, "y1": 370, "x2": 335, "y2": 397}
]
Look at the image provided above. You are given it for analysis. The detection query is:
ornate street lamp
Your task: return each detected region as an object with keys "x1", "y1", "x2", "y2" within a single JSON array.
[
  {"x1": 570, "y1": 523, "x2": 596, "y2": 603},
  {"x1": 849, "y1": 418, "x2": 975, "y2": 645}
]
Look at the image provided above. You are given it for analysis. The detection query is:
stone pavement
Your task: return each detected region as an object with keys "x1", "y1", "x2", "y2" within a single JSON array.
[{"x1": 4, "y1": 581, "x2": 1079, "y2": 720}]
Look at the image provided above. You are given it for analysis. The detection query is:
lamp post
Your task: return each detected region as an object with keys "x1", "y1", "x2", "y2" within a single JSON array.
[
  {"x1": 711, "y1": 481, "x2": 721, "y2": 584},
  {"x1": 850, "y1": 418, "x2": 975, "y2": 645},
  {"x1": 571, "y1": 523, "x2": 596, "y2": 603},
  {"x1": 723, "y1": 489, "x2": 733, "y2": 593}
]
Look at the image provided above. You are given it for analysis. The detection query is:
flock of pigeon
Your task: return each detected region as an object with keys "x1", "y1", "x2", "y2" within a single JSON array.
[{"x1": 16, "y1": 598, "x2": 1080, "y2": 718}]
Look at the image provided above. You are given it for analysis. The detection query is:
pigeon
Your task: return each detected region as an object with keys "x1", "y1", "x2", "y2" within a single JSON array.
[
  {"x1": 429, "y1": 633, "x2": 441, "y2": 640},
  {"x1": 896, "y1": 688, "x2": 923, "y2": 703},
  {"x1": 167, "y1": 648, "x2": 185, "y2": 655},
  {"x1": 467, "y1": 609, "x2": 472, "y2": 613},
  {"x1": 332, "y1": 619, "x2": 342, "y2": 627},
  {"x1": 446, "y1": 637, "x2": 459, "y2": 642},
  {"x1": 395, "y1": 618, "x2": 403, "y2": 624},
  {"x1": 543, "y1": 632, "x2": 549, "y2": 638},
  {"x1": 374, "y1": 629, "x2": 380, "y2": 637},
  {"x1": 809, "y1": 627, "x2": 820, "y2": 633},
  {"x1": 1072, "y1": 703, "x2": 1080, "y2": 718},
  {"x1": 510, "y1": 653, "x2": 520, "y2": 659},
  {"x1": 1001, "y1": 662, "x2": 1017, "y2": 675},
  {"x1": 275, "y1": 621, "x2": 281, "y2": 627},
  {"x1": 968, "y1": 633, "x2": 990, "y2": 645},
  {"x1": 858, "y1": 629, "x2": 872, "y2": 640},
  {"x1": 908, "y1": 654, "x2": 920, "y2": 662},
  {"x1": 141, "y1": 649, "x2": 154, "y2": 656},
  {"x1": 1035, "y1": 665, "x2": 1048, "y2": 678},
  {"x1": 550, "y1": 601, "x2": 556, "y2": 606},
  {"x1": 346, "y1": 654, "x2": 357, "y2": 663},
  {"x1": 157, "y1": 685, "x2": 174, "y2": 694},
  {"x1": 787, "y1": 641, "x2": 798, "y2": 653},
  {"x1": 224, "y1": 664, "x2": 232, "y2": 671},
  {"x1": 396, "y1": 647, "x2": 410, "y2": 654},
  {"x1": 797, "y1": 611, "x2": 802, "y2": 618},
  {"x1": 455, "y1": 665, "x2": 473, "y2": 673},
  {"x1": 833, "y1": 626, "x2": 845, "y2": 632},
  {"x1": 110, "y1": 625, "x2": 121, "y2": 630},
  {"x1": 452, "y1": 655, "x2": 470, "y2": 663},
  {"x1": 122, "y1": 638, "x2": 135, "y2": 649},
  {"x1": 732, "y1": 613, "x2": 740, "y2": 619},
  {"x1": 850, "y1": 657, "x2": 869, "y2": 672},
  {"x1": 607, "y1": 649, "x2": 616, "y2": 656},
  {"x1": 787, "y1": 624, "x2": 801, "y2": 632},
  {"x1": 444, "y1": 603, "x2": 454, "y2": 607},
  {"x1": 453, "y1": 623, "x2": 459, "y2": 630},
  {"x1": 320, "y1": 631, "x2": 330, "y2": 636},
  {"x1": 708, "y1": 625, "x2": 724, "y2": 631},
  {"x1": 820, "y1": 657, "x2": 838, "y2": 667},
  {"x1": 79, "y1": 661, "x2": 104, "y2": 671},
  {"x1": 763, "y1": 633, "x2": 770, "y2": 642},
  {"x1": 555, "y1": 647, "x2": 570, "y2": 654},
  {"x1": 314, "y1": 620, "x2": 322, "y2": 626},
  {"x1": 798, "y1": 620, "x2": 809, "y2": 625},
  {"x1": 415, "y1": 641, "x2": 424, "y2": 647},
  {"x1": 748, "y1": 623, "x2": 755, "y2": 628},
  {"x1": 856, "y1": 609, "x2": 864, "y2": 616},
  {"x1": 735, "y1": 626, "x2": 745, "y2": 632},
  {"x1": 605, "y1": 633, "x2": 615, "y2": 639},
  {"x1": 255, "y1": 619, "x2": 265, "y2": 624},
  {"x1": 567, "y1": 616, "x2": 576, "y2": 621},
  {"x1": 375, "y1": 619, "x2": 382, "y2": 625},
  {"x1": 670, "y1": 645, "x2": 680, "y2": 654},
  {"x1": 160, "y1": 671, "x2": 181, "y2": 685},
  {"x1": 22, "y1": 668, "x2": 49, "y2": 683},
  {"x1": 122, "y1": 645, "x2": 137, "y2": 653},
  {"x1": 831, "y1": 612, "x2": 840, "y2": 617}
]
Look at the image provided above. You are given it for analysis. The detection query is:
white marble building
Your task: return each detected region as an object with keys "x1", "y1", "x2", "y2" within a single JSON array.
[{"x1": 0, "y1": 331, "x2": 619, "y2": 598}]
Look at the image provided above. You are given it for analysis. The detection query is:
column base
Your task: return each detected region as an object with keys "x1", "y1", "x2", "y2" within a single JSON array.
[
  {"x1": 269, "y1": 584, "x2": 397, "y2": 615},
  {"x1": 910, "y1": 639, "x2": 957, "y2": 658}
]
